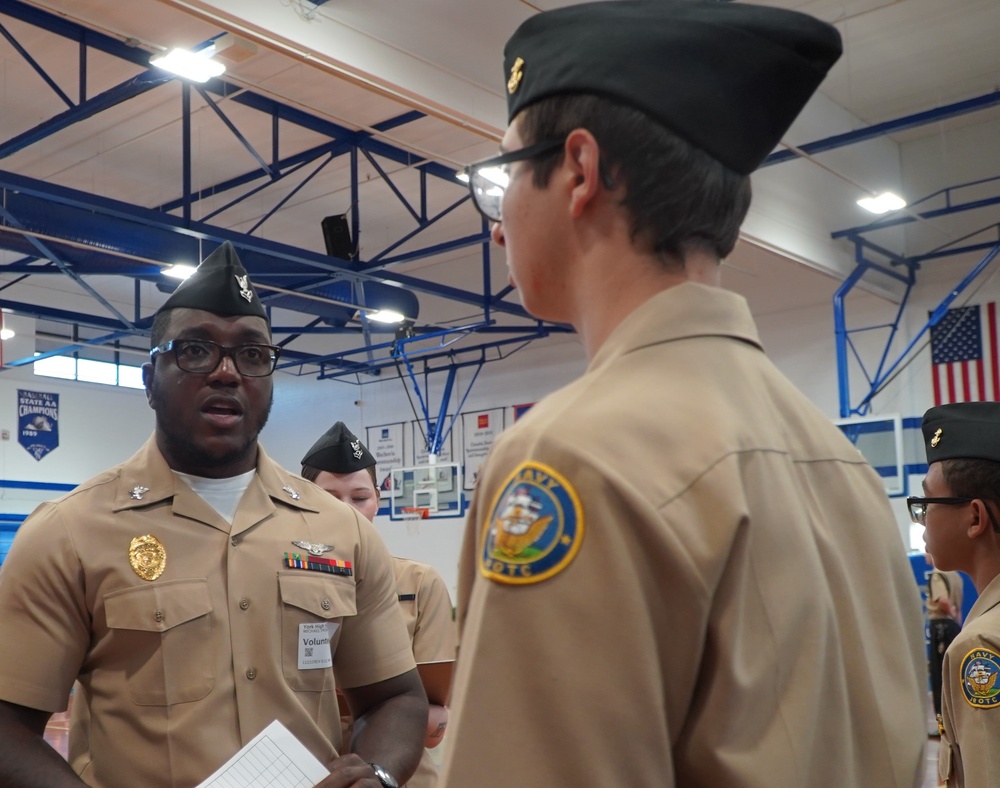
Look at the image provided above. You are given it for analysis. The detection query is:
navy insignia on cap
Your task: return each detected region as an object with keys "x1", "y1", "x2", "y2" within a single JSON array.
[
  {"x1": 301, "y1": 421, "x2": 376, "y2": 474},
  {"x1": 235, "y1": 273, "x2": 253, "y2": 303},
  {"x1": 292, "y1": 540, "x2": 334, "y2": 556},
  {"x1": 507, "y1": 57, "x2": 524, "y2": 95},
  {"x1": 156, "y1": 241, "x2": 267, "y2": 320},
  {"x1": 961, "y1": 648, "x2": 1000, "y2": 708},
  {"x1": 931, "y1": 428, "x2": 943, "y2": 448},
  {"x1": 480, "y1": 461, "x2": 584, "y2": 585}
]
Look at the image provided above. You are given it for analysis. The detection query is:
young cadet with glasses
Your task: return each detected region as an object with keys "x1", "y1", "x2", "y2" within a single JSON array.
[
  {"x1": 912, "y1": 402, "x2": 1000, "y2": 786},
  {"x1": 443, "y1": 2, "x2": 927, "y2": 786},
  {"x1": 0, "y1": 242, "x2": 426, "y2": 788}
]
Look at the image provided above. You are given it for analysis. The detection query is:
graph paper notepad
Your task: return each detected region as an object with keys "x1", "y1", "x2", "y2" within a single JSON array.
[{"x1": 196, "y1": 719, "x2": 330, "y2": 788}]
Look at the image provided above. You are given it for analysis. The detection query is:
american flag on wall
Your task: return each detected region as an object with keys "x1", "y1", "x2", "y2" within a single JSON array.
[{"x1": 930, "y1": 302, "x2": 999, "y2": 405}]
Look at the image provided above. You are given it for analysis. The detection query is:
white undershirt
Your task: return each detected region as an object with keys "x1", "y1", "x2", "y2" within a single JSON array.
[{"x1": 173, "y1": 469, "x2": 256, "y2": 525}]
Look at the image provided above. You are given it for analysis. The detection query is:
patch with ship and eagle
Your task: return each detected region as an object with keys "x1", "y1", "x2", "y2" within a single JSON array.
[
  {"x1": 479, "y1": 460, "x2": 583, "y2": 585},
  {"x1": 960, "y1": 647, "x2": 1000, "y2": 708}
]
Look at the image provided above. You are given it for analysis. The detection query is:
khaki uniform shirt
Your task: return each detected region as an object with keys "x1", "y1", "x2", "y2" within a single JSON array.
[
  {"x1": 928, "y1": 570, "x2": 964, "y2": 621},
  {"x1": 441, "y1": 283, "x2": 927, "y2": 787},
  {"x1": 940, "y1": 573, "x2": 1000, "y2": 785},
  {"x1": 0, "y1": 436, "x2": 415, "y2": 787},
  {"x1": 394, "y1": 557, "x2": 457, "y2": 788}
]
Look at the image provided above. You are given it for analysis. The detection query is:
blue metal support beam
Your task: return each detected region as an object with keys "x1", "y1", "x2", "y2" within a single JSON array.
[
  {"x1": 195, "y1": 86, "x2": 275, "y2": 178},
  {"x1": 0, "y1": 67, "x2": 174, "y2": 158},
  {"x1": 763, "y1": 89, "x2": 1000, "y2": 168},
  {"x1": 0, "y1": 20, "x2": 73, "y2": 108}
]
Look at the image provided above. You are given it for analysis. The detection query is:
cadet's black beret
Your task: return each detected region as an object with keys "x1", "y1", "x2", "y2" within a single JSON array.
[
  {"x1": 503, "y1": 0, "x2": 843, "y2": 175},
  {"x1": 301, "y1": 421, "x2": 376, "y2": 474},
  {"x1": 922, "y1": 403, "x2": 1000, "y2": 464},
  {"x1": 157, "y1": 241, "x2": 267, "y2": 320}
]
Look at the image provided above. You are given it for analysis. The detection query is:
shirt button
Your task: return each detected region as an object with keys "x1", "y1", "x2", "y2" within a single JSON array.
[
  {"x1": 321, "y1": 598, "x2": 331, "y2": 610},
  {"x1": 231, "y1": 536, "x2": 238, "y2": 547},
  {"x1": 246, "y1": 667, "x2": 257, "y2": 680},
  {"x1": 153, "y1": 609, "x2": 164, "y2": 623},
  {"x1": 239, "y1": 597, "x2": 250, "y2": 610}
]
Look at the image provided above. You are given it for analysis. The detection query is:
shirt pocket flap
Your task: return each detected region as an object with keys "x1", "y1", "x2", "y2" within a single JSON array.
[
  {"x1": 279, "y1": 573, "x2": 357, "y2": 620},
  {"x1": 105, "y1": 579, "x2": 212, "y2": 633}
]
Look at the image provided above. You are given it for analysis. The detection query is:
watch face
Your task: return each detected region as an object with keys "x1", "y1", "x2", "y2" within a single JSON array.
[{"x1": 369, "y1": 763, "x2": 399, "y2": 788}]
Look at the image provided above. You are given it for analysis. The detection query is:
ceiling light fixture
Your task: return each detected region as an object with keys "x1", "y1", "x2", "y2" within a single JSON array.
[
  {"x1": 150, "y1": 46, "x2": 226, "y2": 83},
  {"x1": 162, "y1": 264, "x2": 197, "y2": 280},
  {"x1": 857, "y1": 191, "x2": 906, "y2": 215},
  {"x1": 365, "y1": 309, "x2": 405, "y2": 324}
]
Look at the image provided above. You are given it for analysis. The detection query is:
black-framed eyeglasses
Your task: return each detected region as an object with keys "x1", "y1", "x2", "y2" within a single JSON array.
[
  {"x1": 906, "y1": 497, "x2": 974, "y2": 524},
  {"x1": 150, "y1": 338, "x2": 281, "y2": 377},
  {"x1": 462, "y1": 137, "x2": 567, "y2": 223},
  {"x1": 907, "y1": 495, "x2": 1000, "y2": 532}
]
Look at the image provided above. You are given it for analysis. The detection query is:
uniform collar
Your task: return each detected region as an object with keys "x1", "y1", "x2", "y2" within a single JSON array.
[
  {"x1": 966, "y1": 572, "x2": 1000, "y2": 624},
  {"x1": 588, "y1": 282, "x2": 763, "y2": 374},
  {"x1": 113, "y1": 435, "x2": 319, "y2": 517}
]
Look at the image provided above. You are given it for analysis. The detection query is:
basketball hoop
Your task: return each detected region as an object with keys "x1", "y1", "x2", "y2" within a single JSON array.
[{"x1": 401, "y1": 506, "x2": 429, "y2": 536}]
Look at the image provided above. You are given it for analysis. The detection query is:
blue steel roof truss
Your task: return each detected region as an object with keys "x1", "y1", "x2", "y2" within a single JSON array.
[
  {"x1": 0, "y1": 0, "x2": 550, "y2": 415},
  {"x1": 832, "y1": 172, "x2": 1000, "y2": 417}
]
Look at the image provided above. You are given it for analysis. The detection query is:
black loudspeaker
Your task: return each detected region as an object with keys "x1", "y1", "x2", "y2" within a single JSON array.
[{"x1": 322, "y1": 214, "x2": 356, "y2": 260}]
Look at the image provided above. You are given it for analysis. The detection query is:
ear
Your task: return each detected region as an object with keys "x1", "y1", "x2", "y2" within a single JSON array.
[
  {"x1": 141, "y1": 362, "x2": 156, "y2": 408},
  {"x1": 563, "y1": 128, "x2": 605, "y2": 219},
  {"x1": 968, "y1": 499, "x2": 995, "y2": 538}
]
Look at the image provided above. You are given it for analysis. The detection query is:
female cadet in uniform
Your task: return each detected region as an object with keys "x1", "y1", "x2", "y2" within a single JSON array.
[{"x1": 301, "y1": 422, "x2": 458, "y2": 788}]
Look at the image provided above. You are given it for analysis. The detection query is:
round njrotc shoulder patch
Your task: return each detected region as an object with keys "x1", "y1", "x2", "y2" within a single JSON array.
[
  {"x1": 960, "y1": 647, "x2": 1000, "y2": 708},
  {"x1": 480, "y1": 461, "x2": 583, "y2": 585}
]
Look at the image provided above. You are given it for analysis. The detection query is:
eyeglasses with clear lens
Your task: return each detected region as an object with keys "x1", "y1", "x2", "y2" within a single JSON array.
[
  {"x1": 150, "y1": 339, "x2": 281, "y2": 377},
  {"x1": 463, "y1": 137, "x2": 566, "y2": 223},
  {"x1": 906, "y1": 496, "x2": 976, "y2": 524}
]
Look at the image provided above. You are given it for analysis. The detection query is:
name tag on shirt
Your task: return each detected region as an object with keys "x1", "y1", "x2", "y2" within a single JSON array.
[{"x1": 298, "y1": 622, "x2": 339, "y2": 669}]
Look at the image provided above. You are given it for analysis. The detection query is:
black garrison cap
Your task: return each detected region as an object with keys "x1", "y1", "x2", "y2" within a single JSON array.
[
  {"x1": 157, "y1": 241, "x2": 267, "y2": 320},
  {"x1": 301, "y1": 421, "x2": 377, "y2": 474},
  {"x1": 922, "y1": 403, "x2": 1000, "y2": 465},
  {"x1": 502, "y1": 0, "x2": 843, "y2": 175}
]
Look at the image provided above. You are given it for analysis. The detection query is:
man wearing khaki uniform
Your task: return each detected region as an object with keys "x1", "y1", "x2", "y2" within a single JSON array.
[
  {"x1": 0, "y1": 243, "x2": 426, "y2": 788},
  {"x1": 442, "y1": 2, "x2": 927, "y2": 785}
]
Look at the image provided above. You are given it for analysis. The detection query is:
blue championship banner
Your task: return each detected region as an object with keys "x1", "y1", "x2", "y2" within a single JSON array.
[{"x1": 18, "y1": 389, "x2": 59, "y2": 461}]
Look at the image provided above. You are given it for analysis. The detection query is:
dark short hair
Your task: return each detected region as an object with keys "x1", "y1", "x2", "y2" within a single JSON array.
[
  {"x1": 940, "y1": 458, "x2": 1000, "y2": 505},
  {"x1": 150, "y1": 309, "x2": 175, "y2": 350},
  {"x1": 301, "y1": 463, "x2": 378, "y2": 491},
  {"x1": 517, "y1": 93, "x2": 752, "y2": 264},
  {"x1": 301, "y1": 464, "x2": 321, "y2": 483}
]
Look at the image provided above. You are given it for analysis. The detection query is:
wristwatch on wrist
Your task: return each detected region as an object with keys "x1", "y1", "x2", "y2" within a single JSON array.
[{"x1": 368, "y1": 762, "x2": 399, "y2": 788}]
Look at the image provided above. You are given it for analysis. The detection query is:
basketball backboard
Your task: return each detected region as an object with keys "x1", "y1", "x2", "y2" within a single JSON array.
[
  {"x1": 834, "y1": 413, "x2": 905, "y2": 496},
  {"x1": 388, "y1": 463, "x2": 463, "y2": 520}
]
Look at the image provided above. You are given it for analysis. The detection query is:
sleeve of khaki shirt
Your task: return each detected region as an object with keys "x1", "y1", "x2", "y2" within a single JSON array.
[
  {"x1": 411, "y1": 565, "x2": 457, "y2": 666},
  {"x1": 333, "y1": 510, "x2": 417, "y2": 689},
  {"x1": 941, "y1": 631, "x2": 1000, "y2": 785},
  {"x1": 0, "y1": 502, "x2": 89, "y2": 712},
  {"x1": 445, "y1": 437, "x2": 714, "y2": 787}
]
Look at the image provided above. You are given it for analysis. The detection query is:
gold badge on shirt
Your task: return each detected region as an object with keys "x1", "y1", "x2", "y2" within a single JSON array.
[
  {"x1": 129, "y1": 534, "x2": 166, "y2": 581},
  {"x1": 480, "y1": 461, "x2": 584, "y2": 585}
]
